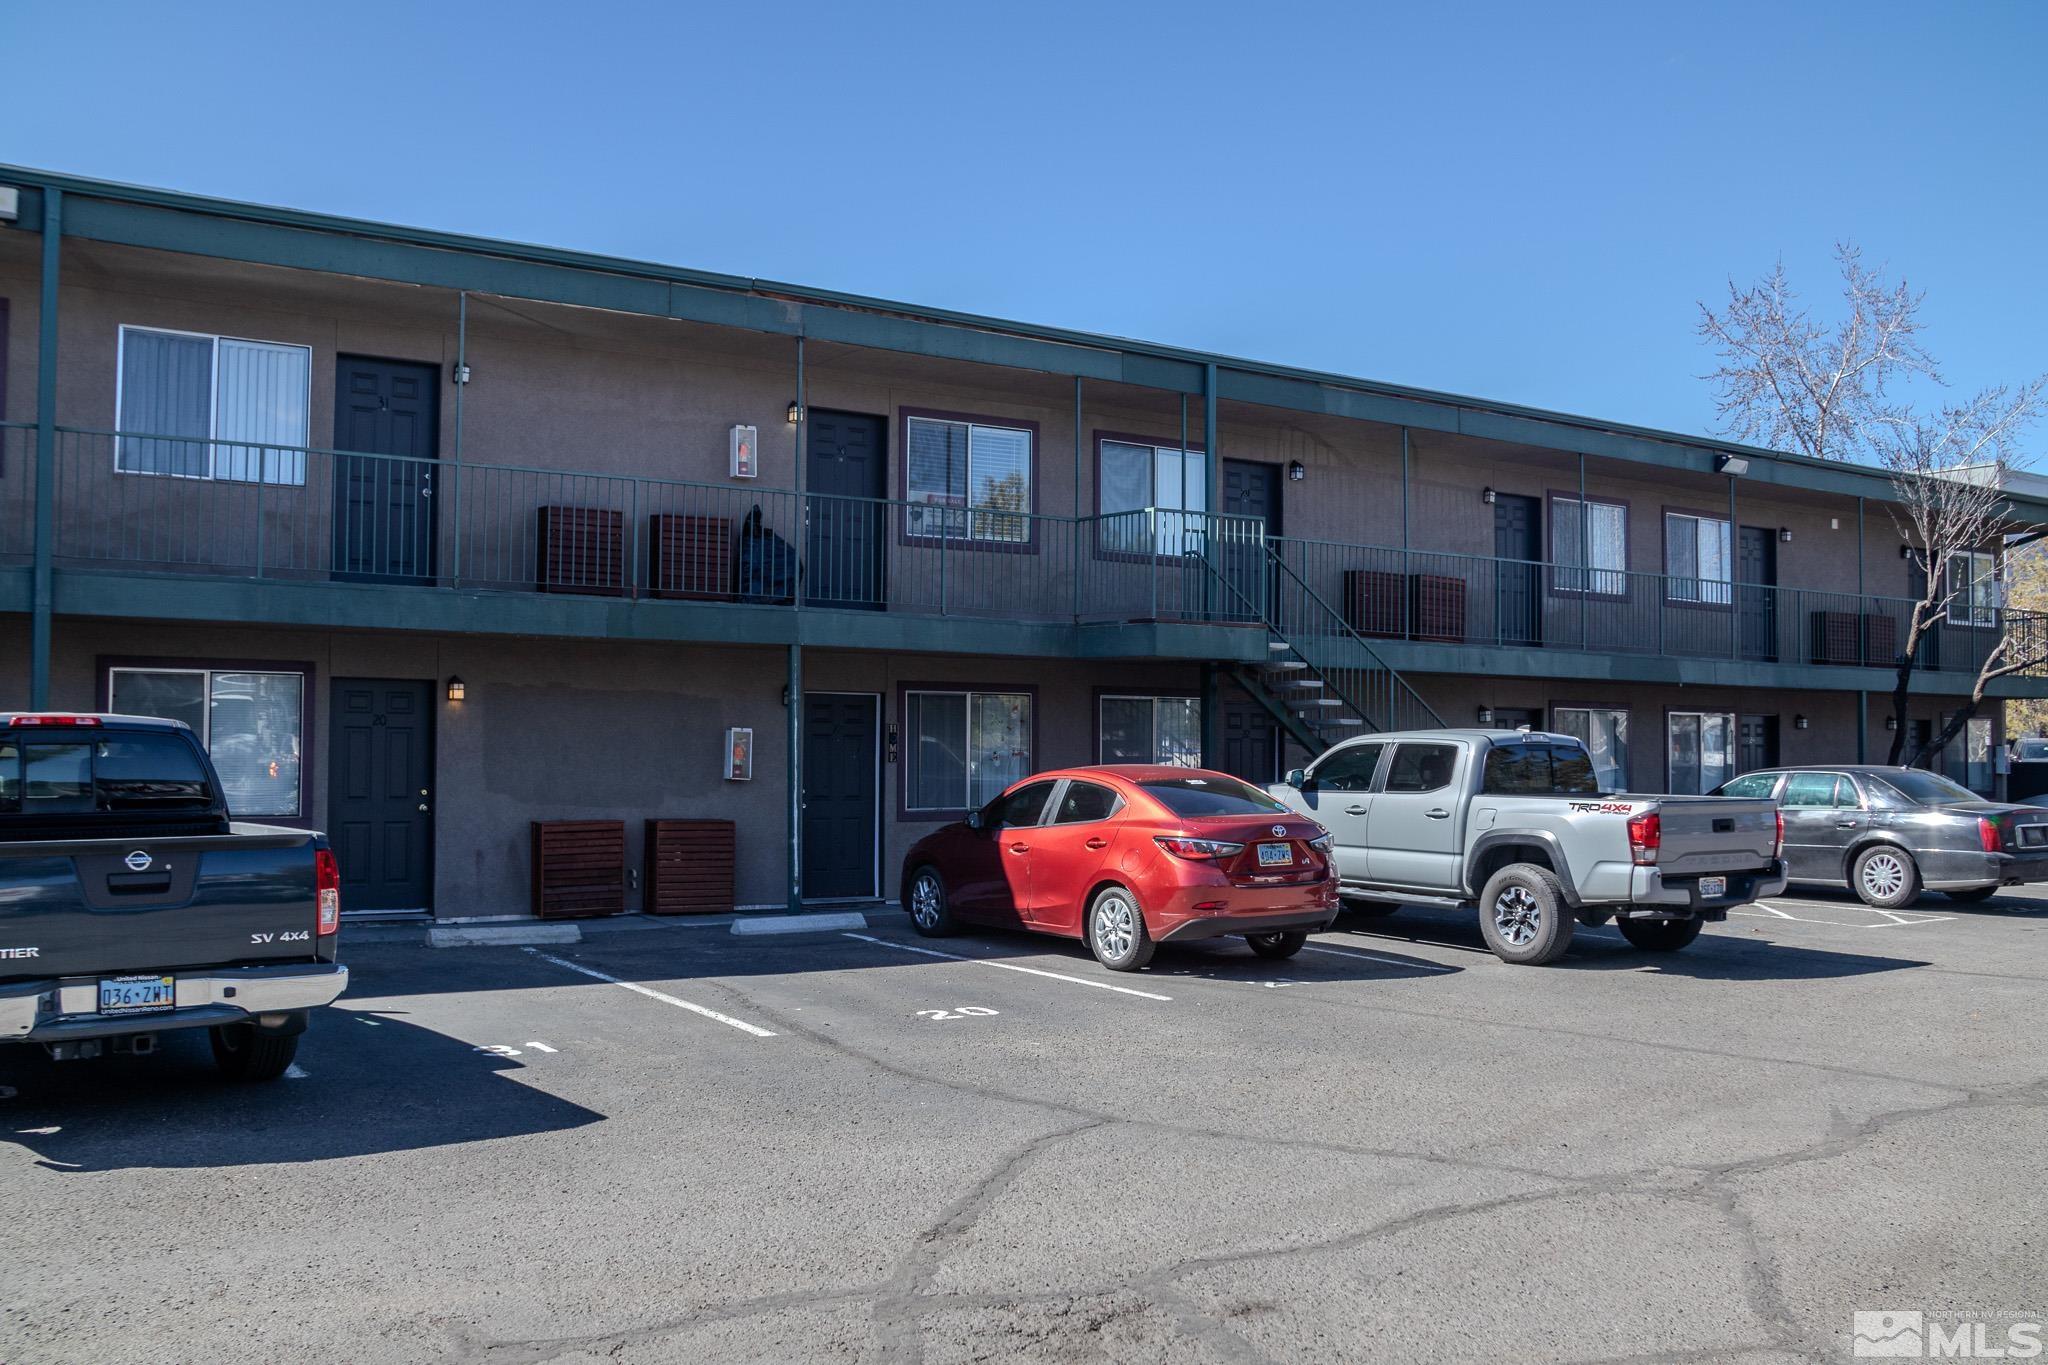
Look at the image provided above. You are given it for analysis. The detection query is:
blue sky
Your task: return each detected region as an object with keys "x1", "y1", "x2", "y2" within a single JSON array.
[{"x1": 7, "y1": 1, "x2": 2044, "y2": 443}]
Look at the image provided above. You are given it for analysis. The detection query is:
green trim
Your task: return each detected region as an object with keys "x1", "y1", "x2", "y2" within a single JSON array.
[{"x1": 6, "y1": 163, "x2": 2038, "y2": 519}]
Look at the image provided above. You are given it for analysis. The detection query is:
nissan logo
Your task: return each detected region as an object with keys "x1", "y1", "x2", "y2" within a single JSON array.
[
  {"x1": 1271, "y1": 825, "x2": 1287, "y2": 838},
  {"x1": 124, "y1": 850, "x2": 153, "y2": 872}
]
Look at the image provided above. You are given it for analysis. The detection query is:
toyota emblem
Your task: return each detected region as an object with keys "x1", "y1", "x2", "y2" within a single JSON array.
[
  {"x1": 124, "y1": 850, "x2": 153, "y2": 872},
  {"x1": 1271, "y1": 825, "x2": 1287, "y2": 838}
]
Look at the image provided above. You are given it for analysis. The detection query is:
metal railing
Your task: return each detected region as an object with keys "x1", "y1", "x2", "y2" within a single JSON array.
[{"x1": 1269, "y1": 536, "x2": 2040, "y2": 676}]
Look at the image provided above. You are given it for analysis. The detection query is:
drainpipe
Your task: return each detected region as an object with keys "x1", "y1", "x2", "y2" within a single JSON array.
[
  {"x1": 30, "y1": 187, "x2": 61, "y2": 708},
  {"x1": 787, "y1": 644, "x2": 803, "y2": 913}
]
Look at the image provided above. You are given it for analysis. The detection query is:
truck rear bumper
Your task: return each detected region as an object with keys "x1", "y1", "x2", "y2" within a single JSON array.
[
  {"x1": 0, "y1": 962, "x2": 348, "y2": 1043},
  {"x1": 1623, "y1": 860, "x2": 1788, "y2": 914}
]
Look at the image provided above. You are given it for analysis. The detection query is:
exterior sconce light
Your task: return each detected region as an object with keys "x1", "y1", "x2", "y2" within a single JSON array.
[
  {"x1": 1476, "y1": 706, "x2": 1495, "y2": 726},
  {"x1": 1287, "y1": 460, "x2": 1306, "y2": 482},
  {"x1": 1886, "y1": 716, "x2": 1900, "y2": 732},
  {"x1": 1778, "y1": 527, "x2": 1793, "y2": 544},
  {"x1": 1716, "y1": 454, "x2": 1751, "y2": 476},
  {"x1": 446, "y1": 676, "x2": 465, "y2": 702},
  {"x1": 1794, "y1": 714, "x2": 1810, "y2": 730},
  {"x1": 786, "y1": 401, "x2": 803, "y2": 426},
  {"x1": 1481, "y1": 487, "x2": 1497, "y2": 505}
]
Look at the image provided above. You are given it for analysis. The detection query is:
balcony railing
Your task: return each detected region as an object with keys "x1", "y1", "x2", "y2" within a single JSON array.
[{"x1": 1270, "y1": 536, "x2": 2038, "y2": 676}]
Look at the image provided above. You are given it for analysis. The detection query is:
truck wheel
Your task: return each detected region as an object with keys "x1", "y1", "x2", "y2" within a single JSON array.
[
  {"x1": 1852, "y1": 846, "x2": 1921, "y2": 909},
  {"x1": 1246, "y1": 930, "x2": 1308, "y2": 960},
  {"x1": 1477, "y1": 864, "x2": 1575, "y2": 965},
  {"x1": 210, "y1": 1023, "x2": 298, "y2": 1082},
  {"x1": 905, "y1": 866, "x2": 957, "y2": 936},
  {"x1": 1087, "y1": 885, "x2": 1156, "y2": 972},
  {"x1": 1616, "y1": 916, "x2": 1704, "y2": 952}
]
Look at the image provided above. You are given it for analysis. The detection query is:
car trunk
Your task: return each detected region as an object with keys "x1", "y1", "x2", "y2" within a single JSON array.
[
  {"x1": 0, "y1": 826, "x2": 325, "y2": 979},
  {"x1": 1943, "y1": 802, "x2": 2048, "y2": 853},
  {"x1": 1654, "y1": 799, "x2": 1780, "y2": 875},
  {"x1": 1182, "y1": 815, "x2": 1331, "y2": 886}
]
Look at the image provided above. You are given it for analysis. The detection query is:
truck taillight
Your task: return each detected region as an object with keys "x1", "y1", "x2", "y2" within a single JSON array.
[
  {"x1": 1774, "y1": 810, "x2": 1785, "y2": 859},
  {"x1": 1978, "y1": 816, "x2": 2002, "y2": 854},
  {"x1": 1627, "y1": 811, "x2": 1661, "y2": 865},
  {"x1": 6, "y1": 714, "x2": 100, "y2": 726},
  {"x1": 316, "y1": 848, "x2": 341, "y2": 936}
]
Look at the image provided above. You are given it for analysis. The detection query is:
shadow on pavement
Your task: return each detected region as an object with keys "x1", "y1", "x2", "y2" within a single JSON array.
[{"x1": 0, "y1": 1006, "x2": 603, "y2": 1172}]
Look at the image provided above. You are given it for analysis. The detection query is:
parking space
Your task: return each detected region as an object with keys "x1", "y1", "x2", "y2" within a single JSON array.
[{"x1": 6, "y1": 892, "x2": 2046, "y2": 1362}]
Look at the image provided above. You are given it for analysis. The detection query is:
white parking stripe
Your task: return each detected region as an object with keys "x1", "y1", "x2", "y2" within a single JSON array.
[
  {"x1": 524, "y1": 949, "x2": 778, "y2": 1037},
  {"x1": 1730, "y1": 908, "x2": 1955, "y2": 929},
  {"x1": 843, "y1": 933, "x2": 1173, "y2": 1001},
  {"x1": 1300, "y1": 943, "x2": 1458, "y2": 972}
]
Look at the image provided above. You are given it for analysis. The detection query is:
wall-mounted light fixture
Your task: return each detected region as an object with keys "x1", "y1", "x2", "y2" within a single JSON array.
[
  {"x1": 446, "y1": 676, "x2": 465, "y2": 703},
  {"x1": 1481, "y1": 487, "x2": 1497, "y2": 505},
  {"x1": 1886, "y1": 716, "x2": 1900, "y2": 732},
  {"x1": 1779, "y1": 527, "x2": 1793, "y2": 544},
  {"x1": 1716, "y1": 454, "x2": 1751, "y2": 476},
  {"x1": 1287, "y1": 460, "x2": 1306, "y2": 482},
  {"x1": 1476, "y1": 706, "x2": 1495, "y2": 726},
  {"x1": 781, "y1": 684, "x2": 792, "y2": 707},
  {"x1": 1794, "y1": 714, "x2": 1810, "y2": 730},
  {"x1": 786, "y1": 401, "x2": 803, "y2": 426}
]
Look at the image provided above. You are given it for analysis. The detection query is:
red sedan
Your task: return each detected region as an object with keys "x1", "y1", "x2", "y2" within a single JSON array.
[{"x1": 899, "y1": 765, "x2": 1339, "y2": 971}]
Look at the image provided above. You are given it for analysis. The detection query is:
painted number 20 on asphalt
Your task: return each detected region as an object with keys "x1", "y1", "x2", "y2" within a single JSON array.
[{"x1": 915, "y1": 1006, "x2": 1001, "y2": 1022}]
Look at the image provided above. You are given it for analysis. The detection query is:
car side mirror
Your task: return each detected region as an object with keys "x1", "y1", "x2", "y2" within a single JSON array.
[
  {"x1": 1284, "y1": 768, "x2": 1309, "y2": 790},
  {"x1": 963, "y1": 810, "x2": 985, "y2": 832}
]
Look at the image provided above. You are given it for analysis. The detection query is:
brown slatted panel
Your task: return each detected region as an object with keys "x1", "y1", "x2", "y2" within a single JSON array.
[
  {"x1": 1409, "y1": 573, "x2": 1467, "y2": 643},
  {"x1": 644, "y1": 819, "x2": 736, "y2": 915},
  {"x1": 1342, "y1": 569, "x2": 1405, "y2": 637},
  {"x1": 532, "y1": 820, "x2": 626, "y2": 919},
  {"x1": 648, "y1": 514, "x2": 735, "y2": 600},
  {"x1": 536, "y1": 506, "x2": 626, "y2": 596}
]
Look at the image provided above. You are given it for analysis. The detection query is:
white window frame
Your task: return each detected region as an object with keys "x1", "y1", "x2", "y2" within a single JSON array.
[
  {"x1": 1552, "y1": 705, "x2": 1630, "y2": 792},
  {"x1": 903, "y1": 687, "x2": 1033, "y2": 813},
  {"x1": 903, "y1": 414, "x2": 1035, "y2": 544},
  {"x1": 1664, "y1": 511, "x2": 1733, "y2": 605},
  {"x1": 1666, "y1": 710, "x2": 1737, "y2": 795},
  {"x1": 1550, "y1": 494, "x2": 1628, "y2": 596},
  {"x1": 1945, "y1": 550, "x2": 1999, "y2": 626},
  {"x1": 114, "y1": 324, "x2": 312, "y2": 484},
  {"x1": 1097, "y1": 694, "x2": 1202, "y2": 766},
  {"x1": 107, "y1": 665, "x2": 306, "y2": 818}
]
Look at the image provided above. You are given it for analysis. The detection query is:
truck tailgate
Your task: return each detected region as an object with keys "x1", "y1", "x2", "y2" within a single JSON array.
[
  {"x1": 1656, "y1": 799, "x2": 1778, "y2": 874},
  {"x1": 0, "y1": 825, "x2": 324, "y2": 978}
]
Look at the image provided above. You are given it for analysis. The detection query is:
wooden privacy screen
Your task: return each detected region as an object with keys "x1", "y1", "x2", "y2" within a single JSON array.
[
  {"x1": 645, "y1": 819, "x2": 736, "y2": 915},
  {"x1": 531, "y1": 820, "x2": 626, "y2": 919},
  {"x1": 536, "y1": 506, "x2": 626, "y2": 595}
]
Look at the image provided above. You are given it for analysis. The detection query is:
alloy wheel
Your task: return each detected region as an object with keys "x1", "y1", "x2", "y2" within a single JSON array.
[
  {"x1": 1862, "y1": 853, "x2": 1907, "y2": 900},
  {"x1": 1492, "y1": 885, "x2": 1541, "y2": 947},
  {"x1": 1094, "y1": 893, "x2": 1137, "y2": 961},
  {"x1": 909, "y1": 872, "x2": 942, "y2": 929}
]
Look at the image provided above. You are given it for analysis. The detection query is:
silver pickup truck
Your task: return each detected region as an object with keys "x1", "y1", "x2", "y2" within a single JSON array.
[{"x1": 1269, "y1": 728, "x2": 1788, "y2": 964}]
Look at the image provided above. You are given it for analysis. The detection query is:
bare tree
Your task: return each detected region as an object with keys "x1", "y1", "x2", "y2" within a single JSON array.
[{"x1": 1699, "y1": 247, "x2": 2048, "y2": 768}]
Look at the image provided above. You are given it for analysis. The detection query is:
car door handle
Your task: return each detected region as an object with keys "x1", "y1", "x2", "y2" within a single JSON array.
[
  {"x1": 1424, "y1": 808, "x2": 1450, "y2": 820},
  {"x1": 1007, "y1": 843, "x2": 1030, "y2": 854},
  {"x1": 1345, "y1": 805, "x2": 1368, "y2": 816},
  {"x1": 1835, "y1": 820, "x2": 1858, "y2": 828},
  {"x1": 1085, "y1": 837, "x2": 1109, "y2": 850}
]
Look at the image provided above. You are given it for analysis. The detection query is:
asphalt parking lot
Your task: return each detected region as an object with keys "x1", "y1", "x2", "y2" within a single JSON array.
[{"x1": 4, "y1": 886, "x2": 2045, "y2": 1364}]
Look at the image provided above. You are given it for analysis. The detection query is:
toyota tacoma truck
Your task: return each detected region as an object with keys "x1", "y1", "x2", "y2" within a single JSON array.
[
  {"x1": 0, "y1": 712, "x2": 347, "y2": 1079},
  {"x1": 1270, "y1": 728, "x2": 1787, "y2": 965}
]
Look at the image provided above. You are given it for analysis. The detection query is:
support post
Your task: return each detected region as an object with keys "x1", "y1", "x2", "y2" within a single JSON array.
[
  {"x1": 787, "y1": 644, "x2": 803, "y2": 913},
  {"x1": 794, "y1": 334, "x2": 806, "y2": 612},
  {"x1": 1728, "y1": 474, "x2": 1739, "y2": 660},
  {"x1": 451, "y1": 290, "x2": 467, "y2": 586},
  {"x1": 1857, "y1": 495, "x2": 1868, "y2": 668},
  {"x1": 1401, "y1": 428, "x2": 1411, "y2": 637},
  {"x1": 1200, "y1": 663, "x2": 1218, "y2": 769},
  {"x1": 1856, "y1": 690, "x2": 1868, "y2": 764},
  {"x1": 1578, "y1": 452, "x2": 1589, "y2": 651},
  {"x1": 1203, "y1": 367, "x2": 1218, "y2": 624},
  {"x1": 1072, "y1": 376, "x2": 1083, "y2": 620},
  {"x1": 30, "y1": 188, "x2": 61, "y2": 708}
]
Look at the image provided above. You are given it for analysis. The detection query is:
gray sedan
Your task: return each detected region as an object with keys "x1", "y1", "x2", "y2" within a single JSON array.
[{"x1": 1712, "y1": 765, "x2": 2048, "y2": 908}]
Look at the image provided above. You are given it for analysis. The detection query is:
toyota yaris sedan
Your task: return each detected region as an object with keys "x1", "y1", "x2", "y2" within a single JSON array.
[{"x1": 899, "y1": 765, "x2": 1339, "y2": 971}]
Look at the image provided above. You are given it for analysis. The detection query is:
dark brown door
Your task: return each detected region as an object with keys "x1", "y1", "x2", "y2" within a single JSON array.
[
  {"x1": 1221, "y1": 698, "x2": 1280, "y2": 784},
  {"x1": 1738, "y1": 526, "x2": 1778, "y2": 661},
  {"x1": 1221, "y1": 458, "x2": 1280, "y2": 621},
  {"x1": 1493, "y1": 495, "x2": 1542, "y2": 647},
  {"x1": 801, "y1": 693, "x2": 879, "y2": 900},
  {"x1": 1738, "y1": 714, "x2": 1779, "y2": 775},
  {"x1": 334, "y1": 357, "x2": 439, "y2": 583},
  {"x1": 328, "y1": 679, "x2": 434, "y2": 913},
  {"x1": 805, "y1": 410, "x2": 886, "y2": 608}
]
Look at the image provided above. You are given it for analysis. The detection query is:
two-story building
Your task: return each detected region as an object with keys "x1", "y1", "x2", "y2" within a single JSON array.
[{"x1": 3, "y1": 167, "x2": 2042, "y2": 919}]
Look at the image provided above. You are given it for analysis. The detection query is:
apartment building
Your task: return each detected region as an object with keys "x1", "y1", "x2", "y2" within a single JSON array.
[{"x1": 2, "y1": 167, "x2": 2042, "y2": 919}]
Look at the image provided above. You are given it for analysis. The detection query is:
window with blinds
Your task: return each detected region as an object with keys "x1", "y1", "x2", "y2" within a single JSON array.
[
  {"x1": 116, "y1": 326, "x2": 311, "y2": 484},
  {"x1": 904, "y1": 415, "x2": 1033, "y2": 543}
]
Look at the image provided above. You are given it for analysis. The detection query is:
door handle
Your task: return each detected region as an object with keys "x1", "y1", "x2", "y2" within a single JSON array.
[
  {"x1": 418, "y1": 803, "x2": 430, "y2": 812},
  {"x1": 1835, "y1": 820, "x2": 1857, "y2": 829},
  {"x1": 1424, "y1": 808, "x2": 1450, "y2": 820},
  {"x1": 1007, "y1": 843, "x2": 1030, "y2": 854},
  {"x1": 1085, "y1": 837, "x2": 1109, "y2": 850},
  {"x1": 1345, "y1": 805, "x2": 1368, "y2": 816}
]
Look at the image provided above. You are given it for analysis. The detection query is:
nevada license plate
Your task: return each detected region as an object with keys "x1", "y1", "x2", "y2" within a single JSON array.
[
  {"x1": 100, "y1": 974, "x2": 175, "y2": 1014},
  {"x1": 1257, "y1": 842, "x2": 1293, "y2": 867},
  {"x1": 1698, "y1": 876, "x2": 1727, "y2": 898}
]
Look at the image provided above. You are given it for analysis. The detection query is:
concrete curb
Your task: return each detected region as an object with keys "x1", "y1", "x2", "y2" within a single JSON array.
[
  {"x1": 429, "y1": 923, "x2": 583, "y2": 949},
  {"x1": 730, "y1": 912, "x2": 870, "y2": 936}
]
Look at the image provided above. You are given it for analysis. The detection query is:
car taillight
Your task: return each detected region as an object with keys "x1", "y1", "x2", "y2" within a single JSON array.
[
  {"x1": 1627, "y1": 811, "x2": 1661, "y2": 865},
  {"x1": 1308, "y1": 833, "x2": 1334, "y2": 855},
  {"x1": 1978, "y1": 816, "x2": 2002, "y2": 854},
  {"x1": 6, "y1": 714, "x2": 100, "y2": 726},
  {"x1": 1155, "y1": 836, "x2": 1247, "y2": 861},
  {"x1": 316, "y1": 848, "x2": 341, "y2": 936},
  {"x1": 1774, "y1": 810, "x2": 1785, "y2": 859}
]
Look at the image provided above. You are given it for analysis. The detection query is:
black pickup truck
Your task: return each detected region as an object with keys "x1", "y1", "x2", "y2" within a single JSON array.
[{"x1": 0, "y1": 712, "x2": 347, "y2": 1080}]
